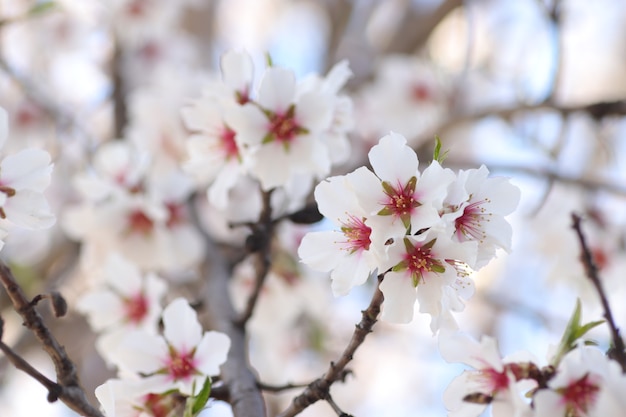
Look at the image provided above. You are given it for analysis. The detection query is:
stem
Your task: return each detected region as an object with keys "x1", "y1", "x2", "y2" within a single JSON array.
[
  {"x1": 236, "y1": 189, "x2": 274, "y2": 326},
  {"x1": 571, "y1": 213, "x2": 626, "y2": 372},
  {"x1": 0, "y1": 262, "x2": 104, "y2": 417},
  {"x1": 277, "y1": 276, "x2": 385, "y2": 417}
]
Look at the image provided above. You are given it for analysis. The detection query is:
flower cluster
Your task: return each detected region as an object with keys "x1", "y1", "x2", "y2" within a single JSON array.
[
  {"x1": 440, "y1": 331, "x2": 626, "y2": 417},
  {"x1": 299, "y1": 132, "x2": 520, "y2": 331},
  {"x1": 182, "y1": 50, "x2": 353, "y2": 223},
  {"x1": 93, "y1": 296, "x2": 231, "y2": 416}
]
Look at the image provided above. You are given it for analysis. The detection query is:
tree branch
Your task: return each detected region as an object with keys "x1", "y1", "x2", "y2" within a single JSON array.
[
  {"x1": 191, "y1": 196, "x2": 267, "y2": 417},
  {"x1": 0, "y1": 262, "x2": 104, "y2": 417},
  {"x1": 236, "y1": 189, "x2": 274, "y2": 327},
  {"x1": 571, "y1": 213, "x2": 626, "y2": 372},
  {"x1": 277, "y1": 276, "x2": 385, "y2": 417}
]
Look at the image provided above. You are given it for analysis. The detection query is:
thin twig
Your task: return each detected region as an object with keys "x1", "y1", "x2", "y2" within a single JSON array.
[
  {"x1": 571, "y1": 213, "x2": 626, "y2": 372},
  {"x1": 0, "y1": 262, "x2": 104, "y2": 417},
  {"x1": 325, "y1": 392, "x2": 353, "y2": 417},
  {"x1": 257, "y1": 381, "x2": 310, "y2": 393},
  {"x1": 236, "y1": 189, "x2": 274, "y2": 327},
  {"x1": 277, "y1": 275, "x2": 385, "y2": 417},
  {"x1": 0, "y1": 338, "x2": 62, "y2": 401}
]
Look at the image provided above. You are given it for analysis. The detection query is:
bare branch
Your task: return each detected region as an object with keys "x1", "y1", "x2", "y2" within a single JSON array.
[
  {"x1": 277, "y1": 275, "x2": 385, "y2": 417},
  {"x1": 571, "y1": 213, "x2": 626, "y2": 372},
  {"x1": 0, "y1": 262, "x2": 104, "y2": 417},
  {"x1": 236, "y1": 189, "x2": 275, "y2": 327}
]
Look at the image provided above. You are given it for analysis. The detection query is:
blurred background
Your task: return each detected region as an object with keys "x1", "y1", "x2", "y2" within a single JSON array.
[{"x1": 1, "y1": 0, "x2": 626, "y2": 416}]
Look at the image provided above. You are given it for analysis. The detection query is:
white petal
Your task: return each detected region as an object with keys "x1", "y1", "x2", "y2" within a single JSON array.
[
  {"x1": 3, "y1": 190, "x2": 55, "y2": 229},
  {"x1": 113, "y1": 331, "x2": 168, "y2": 374},
  {"x1": 194, "y1": 331, "x2": 231, "y2": 376},
  {"x1": 221, "y1": 50, "x2": 254, "y2": 93},
  {"x1": 257, "y1": 67, "x2": 295, "y2": 111},
  {"x1": 0, "y1": 149, "x2": 52, "y2": 191},
  {"x1": 379, "y1": 271, "x2": 417, "y2": 323},
  {"x1": 296, "y1": 92, "x2": 333, "y2": 132},
  {"x1": 76, "y1": 290, "x2": 125, "y2": 330},
  {"x1": 368, "y1": 132, "x2": 418, "y2": 183},
  {"x1": 163, "y1": 298, "x2": 203, "y2": 351},
  {"x1": 0, "y1": 107, "x2": 8, "y2": 150}
]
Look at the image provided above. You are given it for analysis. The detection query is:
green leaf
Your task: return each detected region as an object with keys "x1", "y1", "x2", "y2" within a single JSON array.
[
  {"x1": 551, "y1": 299, "x2": 605, "y2": 367},
  {"x1": 433, "y1": 135, "x2": 449, "y2": 163},
  {"x1": 184, "y1": 378, "x2": 212, "y2": 417},
  {"x1": 28, "y1": 2, "x2": 57, "y2": 16},
  {"x1": 575, "y1": 320, "x2": 605, "y2": 338}
]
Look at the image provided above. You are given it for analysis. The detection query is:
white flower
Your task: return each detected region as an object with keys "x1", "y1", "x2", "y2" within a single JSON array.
[
  {"x1": 440, "y1": 331, "x2": 535, "y2": 417},
  {"x1": 441, "y1": 165, "x2": 520, "y2": 268},
  {"x1": 95, "y1": 378, "x2": 181, "y2": 417},
  {"x1": 350, "y1": 132, "x2": 455, "y2": 246},
  {"x1": 534, "y1": 346, "x2": 619, "y2": 417},
  {"x1": 76, "y1": 253, "x2": 166, "y2": 332},
  {"x1": 228, "y1": 66, "x2": 334, "y2": 189},
  {"x1": 298, "y1": 169, "x2": 384, "y2": 296},
  {"x1": 380, "y1": 228, "x2": 476, "y2": 328},
  {"x1": 111, "y1": 298, "x2": 231, "y2": 396}
]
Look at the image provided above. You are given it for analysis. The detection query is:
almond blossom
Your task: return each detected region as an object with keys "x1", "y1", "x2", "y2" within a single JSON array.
[
  {"x1": 298, "y1": 170, "x2": 384, "y2": 296},
  {"x1": 110, "y1": 298, "x2": 230, "y2": 396},
  {"x1": 0, "y1": 107, "x2": 55, "y2": 249},
  {"x1": 228, "y1": 65, "x2": 335, "y2": 190},
  {"x1": 76, "y1": 253, "x2": 167, "y2": 363},
  {"x1": 440, "y1": 165, "x2": 521, "y2": 268},
  {"x1": 534, "y1": 345, "x2": 623, "y2": 417},
  {"x1": 440, "y1": 331, "x2": 535, "y2": 417}
]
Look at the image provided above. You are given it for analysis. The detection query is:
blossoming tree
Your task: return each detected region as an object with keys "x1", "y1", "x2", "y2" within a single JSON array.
[{"x1": 0, "y1": 1, "x2": 625, "y2": 417}]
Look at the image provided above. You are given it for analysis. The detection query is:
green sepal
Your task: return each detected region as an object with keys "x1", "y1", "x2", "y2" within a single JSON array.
[
  {"x1": 392, "y1": 260, "x2": 408, "y2": 272},
  {"x1": 381, "y1": 181, "x2": 396, "y2": 196},
  {"x1": 404, "y1": 176, "x2": 417, "y2": 194},
  {"x1": 265, "y1": 52, "x2": 273, "y2": 67},
  {"x1": 431, "y1": 263, "x2": 446, "y2": 274},
  {"x1": 262, "y1": 132, "x2": 274, "y2": 144},
  {"x1": 377, "y1": 206, "x2": 394, "y2": 216}
]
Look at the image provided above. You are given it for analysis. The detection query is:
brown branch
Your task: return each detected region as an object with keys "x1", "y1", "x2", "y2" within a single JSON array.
[
  {"x1": 571, "y1": 213, "x2": 626, "y2": 372},
  {"x1": 277, "y1": 276, "x2": 385, "y2": 417},
  {"x1": 112, "y1": 40, "x2": 128, "y2": 138},
  {"x1": 385, "y1": 0, "x2": 464, "y2": 54},
  {"x1": 257, "y1": 380, "x2": 309, "y2": 393},
  {"x1": 191, "y1": 197, "x2": 267, "y2": 417},
  {"x1": 0, "y1": 335, "x2": 62, "y2": 401},
  {"x1": 236, "y1": 189, "x2": 274, "y2": 327},
  {"x1": 0, "y1": 262, "x2": 104, "y2": 417}
]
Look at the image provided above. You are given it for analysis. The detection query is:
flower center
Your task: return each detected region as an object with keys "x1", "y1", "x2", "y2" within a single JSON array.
[
  {"x1": 559, "y1": 373, "x2": 600, "y2": 416},
  {"x1": 454, "y1": 198, "x2": 490, "y2": 243},
  {"x1": 165, "y1": 203, "x2": 185, "y2": 229},
  {"x1": 127, "y1": 210, "x2": 154, "y2": 235},
  {"x1": 411, "y1": 83, "x2": 431, "y2": 102},
  {"x1": 378, "y1": 177, "x2": 420, "y2": 229},
  {"x1": 263, "y1": 105, "x2": 308, "y2": 149},
  {"x1": 393, "y1": 238, "x2": 445, "y2": 286},
  {"x1": 339, "y1": 215, "x2": 372, "y2": 253},
  {"x1": 123, "y1": 292, "x2": 149, "y2": 324},
  {"x1": 220, "y1": 126, "x2": 239, "y2": 160},
  {"x1": 141, "y1": 393, "x2": 175, "y2": 417},
  {"x1": 167, "y1": 349, "x2": 197, "y2": 381},
  {"x1": 127, "y1": 0, "x2": 148, "y2": 17}
]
